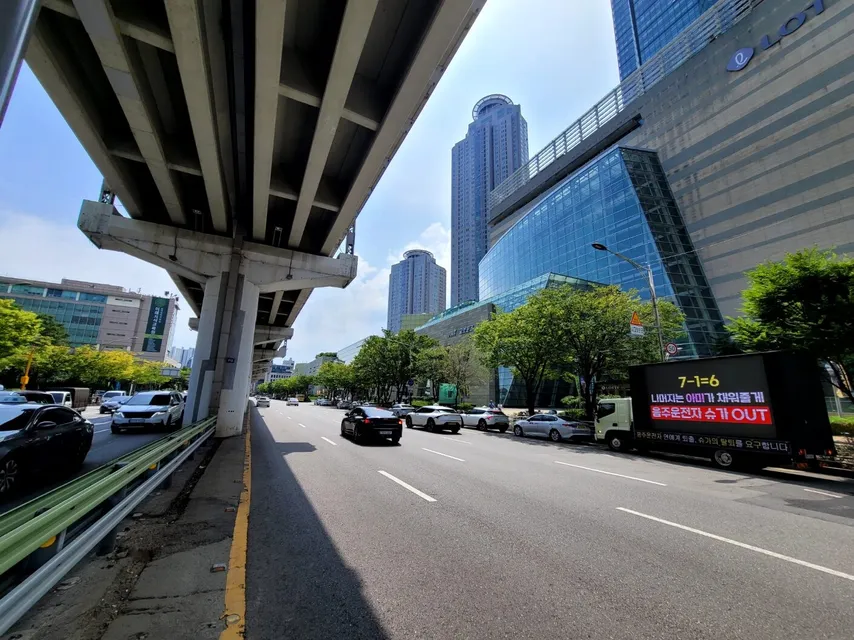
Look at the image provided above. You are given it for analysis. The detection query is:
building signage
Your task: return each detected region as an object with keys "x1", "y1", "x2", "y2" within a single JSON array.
[
  {"x1": 727, "y1": 0, "x2": 824, "y2": 72},
  {"x1": 142, "y1": 297, "x2": 169, "y2": 353},
  {"x1": 107, "y1": 295, "x2": 141, "y2": 308},
  {"x1": 448, "y1": 324, "x2": 476, "y2": 338}
]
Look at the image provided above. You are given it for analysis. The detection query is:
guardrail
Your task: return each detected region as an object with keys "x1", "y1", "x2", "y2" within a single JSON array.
[{"x1": 0, "y1": 417, "x2": 216, "y2": 634}]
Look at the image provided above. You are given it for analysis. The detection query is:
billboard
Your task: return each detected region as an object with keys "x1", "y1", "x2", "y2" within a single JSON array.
[
  {"x1": 143, "y1": 297, "x2": 169, "y2": 353},
  {"x1": 439, "y1": 383, "x2": 457, "y2": 404}
]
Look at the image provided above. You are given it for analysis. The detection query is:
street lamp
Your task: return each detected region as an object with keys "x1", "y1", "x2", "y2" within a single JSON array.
[{"x1": 591, "y1": 242, "x2": 666, "y2": 361}]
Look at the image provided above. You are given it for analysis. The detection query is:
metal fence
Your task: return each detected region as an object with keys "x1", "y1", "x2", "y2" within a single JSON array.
[{"x1": 487, "y1": 0, "x2": 758, "y2": 212}]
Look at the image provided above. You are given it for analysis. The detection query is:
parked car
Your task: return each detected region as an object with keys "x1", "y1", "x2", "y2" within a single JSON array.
[
  {"x1": 513, "y1": 414, "x2": 593, "y2": 442},
  {"x1": 404, "y1": 406, "x2": 462, "y2": 433},
  {"x1": 337, "y1": 400, "x2": 353, "y2": 410},
  {"x1": 256, "y1": 396, "x2": 271, "y2": 408},
  {"x1": 5, "y1": 391, "x2": 55, "y2": 405},
  {"x1": 287, "y1": 397, "x2": 299, "y2": 406},
  {"x1": 460, "y1": 407, "x2": 509, "y2": 432},
  {"x1": 112, "y1": 391, "x2": 185, "y2": 433},
  {"x1": 389, "y1": 404, "x2": 415, "y2": 418},
  {"x1": 341, "y1": 406, "x2": 402, "y2": 444},
  {"x1": 47, "y1": 391, "x2": 72, "y2": 408},
  {"x1": 101, "y1": 395, "x2": 131, "y2": 414},
  {"x1": 316, "y1": 398, "x2": 333, "y2": 407},
  {"x1": 100, "y1": 390, "x2": 128, "y2": 414},
  {"x1": 0, "y1": 403, "x2": 94, "y2": 498}
]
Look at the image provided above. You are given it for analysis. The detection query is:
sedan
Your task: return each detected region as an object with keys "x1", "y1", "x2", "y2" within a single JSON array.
[
  {"x1": 513, "y1": 414, "x2": 593, "y2": 442},
  {"x1": 389, "y1": 404, "x2": 415, "y2": 418},
  {"x1": 101, "y1": 395, "x2": 130, "y2": 414},
  {"x1": 112, "y1": 391, "x2": 185, "y2": 433},
  {"x1": 287, "y1": 397, "x2": 299, "y2": 406},
  {"x1": 460, "y1": 407, "x2": 509, "y2": 432},
  {"x1": 256, "y1": 396, "x2": 270, "y2": 408},
  {"x1": 0, "y1": 403, "x2": 94, "y2": 498},
  {"x1": 341, "y1": 406, "x2": 401, "y2": 444}
]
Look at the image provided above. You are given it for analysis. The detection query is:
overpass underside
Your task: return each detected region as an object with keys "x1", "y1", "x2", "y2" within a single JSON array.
[{"x1": 20, "y1": 0, "x2": 485, "y2": 435}]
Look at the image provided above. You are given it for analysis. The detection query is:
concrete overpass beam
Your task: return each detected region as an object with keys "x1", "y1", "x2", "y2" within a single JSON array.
[
  {"x1": 254, "y1": 326, "x2": 294, "y2": 346},
  {"x1": 241, "y1": 242, "x2": 357, "y2": 294}
]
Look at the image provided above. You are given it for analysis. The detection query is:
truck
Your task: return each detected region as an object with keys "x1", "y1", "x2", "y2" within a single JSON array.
[{"x1": 595, "y1": 351, "x2": 836, "y2": 470}]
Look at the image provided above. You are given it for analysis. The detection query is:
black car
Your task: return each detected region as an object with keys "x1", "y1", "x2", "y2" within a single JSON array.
[
  {"x1": 340, "y1": 406, "x2": 402, "y2": 444},
  {"x1": 0, "y1": 404, "x2": 94, "y2": 498}
]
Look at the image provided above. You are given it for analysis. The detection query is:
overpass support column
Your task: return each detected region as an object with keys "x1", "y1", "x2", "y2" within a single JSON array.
[{"x1": 185, "y1": 274, "x2": 224, "y2": 425}]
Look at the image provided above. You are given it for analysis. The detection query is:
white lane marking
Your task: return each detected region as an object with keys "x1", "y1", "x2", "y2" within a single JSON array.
[
  {"x1": 321, "y1": 436, "x2": 337, "y2": 446},
  {"x1": 617, "y1": 507, "x2": 854, "y2": 582},
  {"x1": 438, "y1": 435, "x2": 472, "y2": 445},
  {"x1": 287, "y1": 416, "x2": 292, "y2": 419},
  {"x1": 298, "y1": 423, "x2": 307, "y2": 429},
  {"x1": 378, "y1": 470, "x2": 436, "y2": 502},
  {"x1": 422, "y1": 447, "x2": 465, "y2": 462},
  {"x1": 95, "y1": 428, "x2": 111, "y2": 434},
  {"x1": 554, "y1": 461, "x2": 666, "y2": 486},
  {"x1": 803, "y1": 488, "x2": 844, "y2": 498}
]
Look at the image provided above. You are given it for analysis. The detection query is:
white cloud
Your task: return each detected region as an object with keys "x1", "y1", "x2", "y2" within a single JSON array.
[
  {"x1": 0, "y1": 211, "x2": 196, "y2": 349},
  {"x1": 287, "y1": 222, "x2": 452, "y2": 363}
]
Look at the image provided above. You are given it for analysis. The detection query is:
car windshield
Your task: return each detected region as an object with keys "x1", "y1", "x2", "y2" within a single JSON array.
[
  {"x1": 432, "y1": 408, "x2": 454, "y2": 413},
  {"x1": 23, "y1": 393, "x2": 53, "y2": 404},
  {"x1": 0, "y1": 406, "x2": 36, "y2": 431},
  {"x1": 48, "y1": 392, "x2": 65, "y2": 403},
  {"x1": 126, "y1": 394, "x2": 170, "y2": 406},
  {"x1": 362, "y1": 407, "x2": 394, "y2": 418}
]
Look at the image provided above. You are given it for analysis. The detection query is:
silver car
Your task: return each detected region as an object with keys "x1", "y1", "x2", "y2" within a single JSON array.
[
  {"x1": 389, "y1": 404, "x2": 415, "y2": 417},
  {"x1": 460, "y1": 407, "x2": 509, "y2": 432},
  {"x1": 513, "y1": 414, "x2": 593, "y2": 442},
  {"x1": 112, "y1": 391, "x2": 185, "y2": 433},
  {"x1": 256, "y1": 396, "x2": 270, "y2": 408}
]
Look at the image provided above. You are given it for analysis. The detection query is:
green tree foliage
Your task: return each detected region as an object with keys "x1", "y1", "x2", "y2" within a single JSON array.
[
  {"x1": 726, "y1": 248, "x2": 854, "y2": 403},
  {"x1": 315, "y1": 362, "x2": 355, "y2": 399},
  {"x1": 414, "y1": 346, "x2": 449, "y2": 402},
  {"x1": 35, "y1": 313, "x2": 69, "y2": 346},
  {"x1": 0, "y1": 299, "x2": 42, "y2": 360},
  {"x1": 444, "y1": 340, "x2": 486, "y2": 404},
  {"x1": 351, "y1": 331, "x2": 440, "y2": 403}
]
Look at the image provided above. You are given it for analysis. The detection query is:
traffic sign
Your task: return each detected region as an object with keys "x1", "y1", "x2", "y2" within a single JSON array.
[
  {"x1": 629, "y1": 311, "x2": 645, "y2": 336},
  {"x1": 407, "y1": 379, "x2": 415, "y2": 387},
  {"x1": 665, "y1": 342, "x2": 678, "y2": 356}
]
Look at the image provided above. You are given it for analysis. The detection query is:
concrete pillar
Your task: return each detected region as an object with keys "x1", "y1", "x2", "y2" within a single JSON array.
[
  {"x1": 185, "y1": 275, "x2": 224, "y2": 424},
  {"x1": 0, "y1": 0, "x2": 40, "y2": 128}
]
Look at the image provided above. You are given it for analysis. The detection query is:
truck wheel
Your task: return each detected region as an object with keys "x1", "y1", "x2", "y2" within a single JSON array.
[
  {"x1": 712, "y1": 449, "x2": 735, "y2": 469},
  {"x1": 606, "y1": 432, "x2": 628, "y2": 452}
]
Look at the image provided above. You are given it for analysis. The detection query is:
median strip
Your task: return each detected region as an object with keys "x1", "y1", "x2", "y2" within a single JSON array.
[
  {"x1": 554, "y1": 461, "x2": 666, "y2": 486},
  {"x1": 377, "y1": 471, "x2": 436, "y2": 502}
]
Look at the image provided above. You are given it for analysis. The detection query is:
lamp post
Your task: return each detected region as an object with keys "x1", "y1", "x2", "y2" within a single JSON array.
[{"x1": 591, "y1": 243, "x2": 666, "y2": 361}]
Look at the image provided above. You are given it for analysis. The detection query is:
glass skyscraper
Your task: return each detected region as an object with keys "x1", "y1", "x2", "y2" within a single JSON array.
[
  {"x1": 387, "y1": 250, "x2": 447, "y2": 334},
  {"x1": 611, "y1": 0, "x2": 716, "y2": 79},
  {"x1": 451, "y1": 95, "x2": 528, "y2": 306}
]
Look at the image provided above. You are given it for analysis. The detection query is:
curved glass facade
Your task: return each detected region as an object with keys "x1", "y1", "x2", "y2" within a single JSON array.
[{"x1": 480, "y1": 146, "x2": 724, "y2": 356}]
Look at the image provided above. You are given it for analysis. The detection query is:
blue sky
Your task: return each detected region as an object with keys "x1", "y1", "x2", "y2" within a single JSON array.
[{"x1": 0, "y1": 0, "x2": 619, "y2": 364}]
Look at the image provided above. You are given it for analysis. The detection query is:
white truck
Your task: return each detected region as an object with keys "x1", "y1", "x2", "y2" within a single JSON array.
[{"x1": 594, "y1": 397, "x2": 633, "y2": 452}]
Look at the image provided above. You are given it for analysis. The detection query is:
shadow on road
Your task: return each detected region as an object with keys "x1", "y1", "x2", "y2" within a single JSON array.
[{"x1": 248, "y1": 409, "x2": 389, "y2": 640}]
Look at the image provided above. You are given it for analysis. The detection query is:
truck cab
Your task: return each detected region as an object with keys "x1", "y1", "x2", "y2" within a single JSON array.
[{"x1": 595, "y1": 398, "x2": 633, "y2": 451}]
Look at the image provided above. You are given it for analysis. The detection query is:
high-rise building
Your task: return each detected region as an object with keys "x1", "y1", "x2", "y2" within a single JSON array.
[
  {"x1": 387, "y1": 250, "x2": 446, "y2": 334},
  {"x1": 0, "y1": 277, "x2": 178, "y2": 361},
  {"x1": 451, "y1": 95, "x2": 528, "y2": 306},
  {"x1": 168, "y1": 346, "x2": 195, "y2": 369},
  {"x1": 611, "y1": 0, "x2": 716, "y2": 79}
]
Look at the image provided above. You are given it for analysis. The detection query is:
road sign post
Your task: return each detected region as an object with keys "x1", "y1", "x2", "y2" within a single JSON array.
[{"x1": 629, "y1": 311, "x2": 645, "y2": 337}]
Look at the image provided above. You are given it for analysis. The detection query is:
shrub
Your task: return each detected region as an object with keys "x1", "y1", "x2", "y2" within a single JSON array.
[
  {"x1": 456, "y1": 402, "x2": 475, "y2": 412},
  {"x1": 560, "y1": 395, "x2": 582, "y2": 409},
  {"x1": 829, "y1": 415, "x2": 854, "y2": 436},
  {"x1": 412, "y1": 399, "x2": 432, "y2": 408},
  {"x1": 559, "y1": 408, "x2": 588, "y2": 422}
]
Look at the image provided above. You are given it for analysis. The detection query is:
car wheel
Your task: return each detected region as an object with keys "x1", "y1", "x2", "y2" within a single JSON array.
[
  {"x1": 405, "y1": 415, "x2": 413, "y2": 428},
  {"x1": 391, "y1": 436, "x2": 401, "y2": 445},
  {"x1": 606, "y1": 432, "x2": 628, "y2": 452},
  {"x1": 513, "y1": 425, "x2": 524, "y2": 437},
  {"x1": 0, "y1": 456, "x2": 21, "y2": 496},
  {"x1": 99, "y1": 408, "x2": 106, "y2": 414},
  {"x1": 549, "y1": 429, "x2": 562, "y2": 442},
  {"x1": 353, "y1": 425, "x2": 361, "y2": 443},
  {"x1": 477, "y1": 419, "x2": 487, "y2": 431},
  {"x1": 426, "y1": 418, "x2": 435, "y2": 433},
  {"x1": 341, "y1": 421, "x2": 346, "y2": 437},
  {"x1": 165, "y1": 414, "x2": 173, "y2": 432},
  {"x1": 499, "y1": 426, "x2": 508, "y2": 433},
  {"x1": 712, "y1": 449, "x2": 735, "y2": 469},
  {"x1": 451, "y1": 426, "x2": 460, "y2": 434},
  {"x1": 111, "y1": 424, "x2": 122, "y2": 434}
]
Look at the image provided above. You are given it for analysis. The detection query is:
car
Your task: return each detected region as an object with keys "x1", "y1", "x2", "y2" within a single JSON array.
[
  {"x1": 0, "y1": 390, "x2": 55, "y2": 405},
  {"x1": 0, "y1": 392, "x2": 28, "y2": 405},
  {"x1": 101, "y1": 395, "x2": 130, "y2": 414},
  {"x1": 337, "y1": 400, "x2": 353, "y2": 410},
  {"x1": 112, "y1": 391, "x2": 185, "y2": 433},
  {"x1": 512, "y1": 414, "x2": 593, "y2": 442},
  {"x1": 100, "y1": 390, "x2": 128, "y2": 414},
  {"x1": 256, "y1": 396, "x2": 270, "y2": 408},
  {"x1": 404, "y1": 405, "x2": 462, "y2": 433},
  {"x1": 0, "y1": 403, "x2": 94, "y2": 498},
  {"x1": 460, "y1": 407, "x2": 509, "y2": 432},
  {"x1": 389, "y1": 404, "x2": 415, "y2": 418},
  {"x1": 47, "y1": 391, "x2": 73, "y2": 407},
  {"x1": 341, "y1": 406, "x2": 402, "y2": 444},
  {"x1": 315, "y1": 398, "x2": 334, "y2": 407},
  {"x1": 287, "y1": 397, "x2": 299, "y2": 406}
]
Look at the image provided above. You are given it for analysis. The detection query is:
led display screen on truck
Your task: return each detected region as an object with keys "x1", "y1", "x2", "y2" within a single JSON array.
[{"x1": 628, "y1": 352, "x2": 835, "y2": 460}]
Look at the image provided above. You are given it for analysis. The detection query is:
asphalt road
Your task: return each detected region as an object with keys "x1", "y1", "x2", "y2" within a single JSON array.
[
  {"x1": 246, "y1": 400, "x2": 854, "y2": 640},
  {"x1": 0, "y1": 409, "x2": 163, "y2": 514}
]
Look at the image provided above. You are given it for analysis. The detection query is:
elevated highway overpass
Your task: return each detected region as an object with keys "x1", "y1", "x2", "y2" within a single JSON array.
[{"x1": 6, "y1": 0, "x2": 485, "y2": 435}]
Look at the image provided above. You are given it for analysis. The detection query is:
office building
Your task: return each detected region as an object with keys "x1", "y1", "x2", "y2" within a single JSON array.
[
  {"x1": 400, "y1": 313, "x2": 433, "y2": 332},
  {"x1": 0, "y1": 277, "x2": 178, "y2": 361},
  {"x1": 294, "y1": 354, "x2": 341, "y2": 377},
  {"x1": 451, "y1": 95, "x2": 528, "y2": 305},
  {"x1": 169, "y1": 346, "x2": 195, "y2": 369},
  {"x1": 387, "y1": 250, "x2": 446, "y2": 334},
  {"x1": 486, "y1": 0, "x2": 853, "y2": 359},
  {"x1": 336, "y1": 337, "x2": 372, "y2": 364},
  {"x1": 265, "y1": 359, "x2": 294, "y2": 383},
  {"x1": 611, "y1": 0, "x2": 717, "y2": 79}
]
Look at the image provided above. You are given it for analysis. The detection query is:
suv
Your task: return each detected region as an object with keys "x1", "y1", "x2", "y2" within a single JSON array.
[
  {"x1": 460, "y1": 407, "x2": 509, "y2": 432},
  {"x1": 404, "y1": 406, "x2": 462, "y2": 433},
  {"x1": 112, "y1": 391, "x2": 185, "y2": 433},
  {"x1": 256, "y1": 396, "x2": 271, "y2": 408}
]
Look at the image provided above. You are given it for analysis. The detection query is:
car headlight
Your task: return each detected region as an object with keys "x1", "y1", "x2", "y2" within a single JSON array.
[
  {"x1": 153, "y1": 411, "x2": 167, "y2": 416},
  {"x1": 115, "y1": 412, "x2": 125, "y2": 418}
]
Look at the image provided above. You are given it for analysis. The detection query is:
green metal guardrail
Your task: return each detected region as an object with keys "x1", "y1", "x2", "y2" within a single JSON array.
[{"x1": 0, "y1": 417, "x2": 216, "y2": 577}]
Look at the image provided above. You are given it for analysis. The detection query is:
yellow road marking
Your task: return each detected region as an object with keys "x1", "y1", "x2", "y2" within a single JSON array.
[{"x1": 220, "y1": 413, "x2": 251, "y2": 639}]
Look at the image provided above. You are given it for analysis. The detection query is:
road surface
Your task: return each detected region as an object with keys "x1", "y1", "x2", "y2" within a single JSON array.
[{"x1": 247, "y1": 400, "x2": 854, "y2": 640}]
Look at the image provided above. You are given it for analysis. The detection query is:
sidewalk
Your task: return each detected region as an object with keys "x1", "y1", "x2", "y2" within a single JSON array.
[{"x1": 4, "y1": 418, "x2": 249, "y2": 640}]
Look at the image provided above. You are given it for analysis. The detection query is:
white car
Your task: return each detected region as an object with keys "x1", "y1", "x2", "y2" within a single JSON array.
[
  {"x1": 256, "y1": 396, "x2": 270, "y2": 408},
  {"x1": 460, "y1": 407, "x2": 510, "y2": 432},
  {"x1": 287, "y1": 397, "x2": 299, "y2": 406},
  {"x1": 512, "y1": 414, "x2": 593, "y2": 442},
  {"x1": 404, "y1": 405, "x2": 462, "y2": 433},
  {"x1": 112, "y1": 391, "x2": 185, "y2": 433},
  {"x1": 389, "y1": 404, "x2": 415, "y2": 417}
]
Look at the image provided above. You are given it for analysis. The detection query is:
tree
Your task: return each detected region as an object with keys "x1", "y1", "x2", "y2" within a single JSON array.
[
  {"x1": 315, "y1": 362, "x2": 353, "y2": 399},
  {"x1": 549, "y1": 285, "x2": 684, "y2": 419},
  {"x1": 727, "y1": 248, "x2": 854, "y2": 404},
  {"x1": 288, "y1": 374, "x2": 315, "y2": 398},
  {"x1": 414, "y1": 346, "x2": 449, "y2": 402},
  {"x1": 474, "y1": 292, "x2": 568, "y2": 415},
  {"x1": 0, "y1": 299, "x2": 42, "y2": 360},
  {"x1": 444, "y1": 341, "x2": 486, "y2": 404},
  {"x1": 35, "y1": 313, "x2": 69, "y2": 346},
  {"x1": 352, "y1": 336, "x2": 395, "y2": 403}
]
